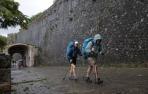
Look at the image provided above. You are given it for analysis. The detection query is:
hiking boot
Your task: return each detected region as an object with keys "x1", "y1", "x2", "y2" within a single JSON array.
[
  {"x1": 74, "y1": 77, "x2": 78, "y2": 81},
  {"x1": 68, "y1": 76, "x2": 73, "y2": 80},
  {"x1": 85, "y1": 77, "x2": 92, "y2": 83},
  {"x1": 69, "y1": 76, "x2": 78, "y2": 81},
  {"x1": 95, "y1": 78, "x2": 103, "y2": 84}
]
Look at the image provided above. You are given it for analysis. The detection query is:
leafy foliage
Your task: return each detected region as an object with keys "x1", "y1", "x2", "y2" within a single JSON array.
[
  {"x1": 30, "y1": 12, "x2": 43, "y2": 23},
  {"x1": 0, "y1": 0, "x2": 30, "y2": 29},
  {"x1": 0, "y1": 35, "x2": 7, "y2": 51}
]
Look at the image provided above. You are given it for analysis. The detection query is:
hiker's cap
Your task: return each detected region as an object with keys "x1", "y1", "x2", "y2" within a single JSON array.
[
  {"x1": 74, "y1": 41, "x2": 79, "y2": 45},
  {"x1": 94, "y1": 34, "x2": 102, "y2": 40}
]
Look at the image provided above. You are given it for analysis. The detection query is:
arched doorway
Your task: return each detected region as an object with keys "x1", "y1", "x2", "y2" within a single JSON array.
[
  {"x1": 11, "y1": 53, "x2": 24, "y2": 68},
  {"x1": 7, "y1": 43, "x2": 38, "y2": 67}
]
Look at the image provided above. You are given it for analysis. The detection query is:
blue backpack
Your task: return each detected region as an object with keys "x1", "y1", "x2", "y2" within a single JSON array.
[
  {"x1": 82, "y1": 37, "x2": 93, "y2": 59},
  {"x1": 66, "y1": 41, "x2": 74, "y2": 59}
]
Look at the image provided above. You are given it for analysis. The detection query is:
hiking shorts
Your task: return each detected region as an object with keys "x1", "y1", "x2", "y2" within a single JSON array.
[
  {"x1": 68, "y1": 58, "x2": 76, "y2": 65},
  {"x1": 86, "y1": 52, "x2": 97, "y2": 59},
  {"x1": 87, "y1": 57, "x2": 97, "y2": 66}
]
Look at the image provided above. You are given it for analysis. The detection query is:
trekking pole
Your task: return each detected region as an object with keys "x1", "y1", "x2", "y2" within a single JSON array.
[{"x1": 62, "y1": 67, "x2": 69, "y2": 80}]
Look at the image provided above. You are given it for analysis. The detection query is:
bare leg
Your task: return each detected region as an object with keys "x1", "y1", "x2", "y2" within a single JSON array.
[
  {"x1": 93, "y1": 62, "x2": 103, "y2": 84},
  {"x1": 86, "y1": 65, "x2": 92, "y2": 77},
  {"x1": 85, "y1": 57, "x2": 94, "y2": 82},
  {"x1": 72, "y1": 64, "x2": 77, "y2": 79},
  {"x1": 91, "y1": 59, "x2": 100, "y2": 81},
  {"x1": 94, "y1": 64, "x2": 99, "y2": 81},
  {"x1": 86, "y1": 58, "x2": 92, "y2": 77},
  {"x1": 69, "y1": 64, "x2": 73, "y2": 77}
]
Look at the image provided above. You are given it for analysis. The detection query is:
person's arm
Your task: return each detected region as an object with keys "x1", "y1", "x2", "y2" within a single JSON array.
[
  {"x1": 85, "y1": 42, "x2": 93, "y2": 53},
  {"x1": 98, "y1": 45, "x2": 104, "y2": 55},
  {"x1": 78, "y1": 48, "x2": 82, "y2": 56}
]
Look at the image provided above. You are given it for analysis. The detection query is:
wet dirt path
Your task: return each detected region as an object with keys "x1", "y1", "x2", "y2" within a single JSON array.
[{"x1": 11, "y1": 67, "x2": 148, "y2": 94}]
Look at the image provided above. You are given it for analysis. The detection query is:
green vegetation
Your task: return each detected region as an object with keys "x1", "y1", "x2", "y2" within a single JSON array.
[
  {"x1": 0, "y1": 35, "x2": 7, "y2": 52},
  {"x1": 30, "y1": 12, "x2": 43, "y2": 23},
  {"x1": 0, "y1": 0, "x2": 29, "y2": 29},
  {"x1": 0, "y1": 61, "x2": 11, "y2": 68}
]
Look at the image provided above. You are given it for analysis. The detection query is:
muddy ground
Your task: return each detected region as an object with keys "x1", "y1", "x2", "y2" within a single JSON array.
[{"x1": 11, "y1": 66, "x2": 148, "y2": 94}]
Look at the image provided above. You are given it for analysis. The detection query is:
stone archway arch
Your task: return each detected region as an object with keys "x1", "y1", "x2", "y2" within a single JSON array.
[{"x1": 6, "y1": 43, "x2": 38, "y2": 67}]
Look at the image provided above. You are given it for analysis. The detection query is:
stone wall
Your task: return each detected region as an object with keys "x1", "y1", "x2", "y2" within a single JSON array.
[{"x1": 11, "y1": 0, "x2": 148, "y2": 65}]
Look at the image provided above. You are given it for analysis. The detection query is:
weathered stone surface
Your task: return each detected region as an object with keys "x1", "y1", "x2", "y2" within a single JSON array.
[{"x1": 9, "y1": 0, "x2": 148, "y2": 65}]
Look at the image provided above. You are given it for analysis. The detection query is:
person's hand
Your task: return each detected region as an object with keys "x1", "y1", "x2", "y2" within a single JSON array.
[
  {"x1": 70, "y1": 59, "x2": 72, "y2": 63},
  {"x1": 101, "y1": 53, "x2": 105, "y2": 55},
  {"x1": 92, "y1": 47, "x2": 95, "y2": 52},
  {"x1": 100, "y1": 52, "x2": 105, "y2": 55},
  {"x1": 89, "y1": 51, "x2": 95, "y2": 56}
]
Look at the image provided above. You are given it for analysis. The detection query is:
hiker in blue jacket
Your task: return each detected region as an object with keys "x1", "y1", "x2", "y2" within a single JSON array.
[
  {"x1": 66, "y1": 41, "x2": 82, "y2": 80},
  {"x1": 84, "y1": 34, "x2": 104, "y2": 84}
]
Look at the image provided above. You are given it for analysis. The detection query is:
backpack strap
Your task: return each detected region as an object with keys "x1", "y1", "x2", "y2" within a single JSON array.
[{"x1": 92, "y1": 40, "x2": 94, "y2": 46}]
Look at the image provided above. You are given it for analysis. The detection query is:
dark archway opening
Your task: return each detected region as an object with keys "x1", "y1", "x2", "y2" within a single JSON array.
[{"x1": 8, "y1": 45, "x2": 28, "y2": 69}]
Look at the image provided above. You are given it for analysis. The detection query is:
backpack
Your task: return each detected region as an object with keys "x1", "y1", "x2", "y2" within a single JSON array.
[
  {"x1": 66, "y1": 41, "x2": 74, "y2": 59},
  {"x1": 82, "y1": 37, "x2": 94, "y2": 59}
]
